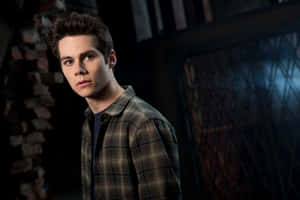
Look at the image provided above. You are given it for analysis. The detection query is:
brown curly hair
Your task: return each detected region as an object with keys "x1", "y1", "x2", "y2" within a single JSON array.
[{"x1": 49, "y1": 12, "x2": 113, "y2": 63}]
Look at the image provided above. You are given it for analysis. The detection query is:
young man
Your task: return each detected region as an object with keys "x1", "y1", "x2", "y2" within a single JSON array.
[{"x1": 49, "y1": 12, "x2": 182, "y2": 200}]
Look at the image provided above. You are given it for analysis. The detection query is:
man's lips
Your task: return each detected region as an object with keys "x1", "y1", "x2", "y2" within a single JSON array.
[{"x1": 77, "y1": 80, "x2": 92, "y2": 87}]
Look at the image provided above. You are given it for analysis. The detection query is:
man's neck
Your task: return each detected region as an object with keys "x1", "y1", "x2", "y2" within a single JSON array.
[{"x1": 85, "y1": 82, "x2": 124, "y2": 114}]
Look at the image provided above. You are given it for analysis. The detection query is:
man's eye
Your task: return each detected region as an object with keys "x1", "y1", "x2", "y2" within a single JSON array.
[
  {"x1": 84, "y1": 54, "x2": 94, "y2": 61},
  {"x1": 63, "y1": 60, "x2": 73, "y2": 65}
]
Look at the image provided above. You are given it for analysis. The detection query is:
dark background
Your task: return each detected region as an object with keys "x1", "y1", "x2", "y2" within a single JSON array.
[{"x1": 2, "y1": 0, "x2": 300, "y2": 200}]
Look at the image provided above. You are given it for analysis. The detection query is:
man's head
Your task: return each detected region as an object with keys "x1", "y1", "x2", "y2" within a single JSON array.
[
  {"x1": 50, "y1": 12, "x2": 113, "y2": 64},
  {"x1": 49, "y1": 12, "x2": 118, "y2": 99}
]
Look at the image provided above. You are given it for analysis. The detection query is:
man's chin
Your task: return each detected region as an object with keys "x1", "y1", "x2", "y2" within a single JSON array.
[{"x1": 75, "y1": 91, "x2": 92, "y2": 98}]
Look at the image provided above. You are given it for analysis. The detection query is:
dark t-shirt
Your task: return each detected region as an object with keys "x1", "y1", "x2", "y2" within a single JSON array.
[
  {"x1": 93, "y1": 112, "x2": 103, "y2": 149},
  {"x1": 91, "y1": 110, "x2": 104, "y2": 200}
]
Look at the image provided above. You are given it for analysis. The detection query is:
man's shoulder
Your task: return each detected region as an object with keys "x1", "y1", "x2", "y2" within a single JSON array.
[{"x1": 121, "y1": 95, "x2": 170, "y2": 127}]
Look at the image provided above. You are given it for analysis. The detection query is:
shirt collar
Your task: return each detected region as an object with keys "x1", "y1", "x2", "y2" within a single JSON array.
[{"x1": 84, "y1": 85, "x2": 135, "y2": 119}]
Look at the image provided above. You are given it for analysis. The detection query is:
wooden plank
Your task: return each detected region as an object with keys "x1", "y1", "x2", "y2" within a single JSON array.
[
  {"x1": 130, "y1": 0, "x2": 152, "y2": 42},
  {"x1": 171, "y1": 0, "x2": 187, "y2": 30}
]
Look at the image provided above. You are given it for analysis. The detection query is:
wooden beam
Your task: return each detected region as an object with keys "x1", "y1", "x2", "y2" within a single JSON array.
[{"x1": 142, "y1": 2, "x2": 300, "y2": 54}]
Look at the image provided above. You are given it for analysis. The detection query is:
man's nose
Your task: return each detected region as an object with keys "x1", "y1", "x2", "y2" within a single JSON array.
[{"x1": 75, "y1": 61, "x2": 88, "y2": 75}]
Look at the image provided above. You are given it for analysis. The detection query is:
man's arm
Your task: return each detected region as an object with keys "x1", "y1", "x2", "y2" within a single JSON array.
[{"x1": 130, "y1": 119, "x2": 182, "y2": 200}]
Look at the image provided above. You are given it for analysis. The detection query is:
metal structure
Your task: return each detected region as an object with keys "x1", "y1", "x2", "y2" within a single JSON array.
[{"x1": 180, "y1": 32, "x2": 300, "y2": 200}]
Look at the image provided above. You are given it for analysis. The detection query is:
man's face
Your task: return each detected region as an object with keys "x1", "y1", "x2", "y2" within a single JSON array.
[{"x1": 58, "y1": 35, "x2": 115, "y2": 99}]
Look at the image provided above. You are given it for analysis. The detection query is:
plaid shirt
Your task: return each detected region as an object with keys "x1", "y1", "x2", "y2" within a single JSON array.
[{"x1": 81, "y1": 86, "x2": 182, "y2": 200}]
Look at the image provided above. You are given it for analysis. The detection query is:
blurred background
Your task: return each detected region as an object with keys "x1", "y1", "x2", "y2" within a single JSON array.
[{"x1": 2, "y1": 0, "x2": 300, "y2": 199}]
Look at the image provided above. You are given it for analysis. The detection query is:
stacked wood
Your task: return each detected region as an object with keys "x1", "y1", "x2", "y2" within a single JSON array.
[
  {"x1": 4, "y1": 1, "x2": 66, "y2": 200},
  {"x1": 21, "y1": 28, "x2": 41, "y2": 44},
  {"x1": 33, "y1": 106, "x2": 51, "y2": 119},
  {"x1": 11, "y1": 158, "x2": 33, "y2": 174},
  {"x1": 11, "y1": 46, "x2": 24, "y2": 60},
  {"x1": 37, "y1": 57, "x2": 49, "y2": 73},
  {"x1": 11, "y1": 131, "x2": 45, "y2": 144},
  {"x1": 32, "y1": 119, "x2": 53, "y2": 131},
  {"x1": 24, "y1": 46, "x2": 39, "y2": 61},
  {"x1": 28, "y1": 72, "x2": 64, "y2": 85}
]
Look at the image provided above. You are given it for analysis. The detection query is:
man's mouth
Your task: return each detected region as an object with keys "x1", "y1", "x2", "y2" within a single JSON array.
[{"x1": 77, "y1": 80, "x2": 92, "y2": 87}]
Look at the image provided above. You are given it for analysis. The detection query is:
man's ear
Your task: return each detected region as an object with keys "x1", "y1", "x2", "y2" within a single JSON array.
[{"x1": 108, "y1": 49, "x2": 117, "y2": 68}]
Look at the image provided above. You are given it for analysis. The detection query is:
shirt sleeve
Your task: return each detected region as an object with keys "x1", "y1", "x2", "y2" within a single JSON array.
[{"x1": 130, "y1": 119, "x2": 182, "y2": 200}]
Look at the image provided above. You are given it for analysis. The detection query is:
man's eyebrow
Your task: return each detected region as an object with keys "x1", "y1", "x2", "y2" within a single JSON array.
[
  {"x1": 79, "y1": 50, "x2": 97, "y2": 59},
  {"x1": 60, "y1": 50, "x2": 97, "y2": 61},
  {"x1": 80, "y1": 50, "x2": 96, "y2": 56},
  {"x1": 60, "y1": 56, "x2": 72, "y2": 61}
]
